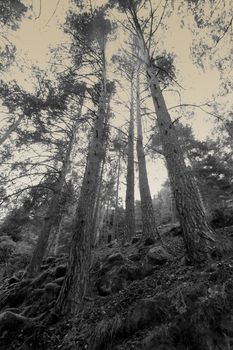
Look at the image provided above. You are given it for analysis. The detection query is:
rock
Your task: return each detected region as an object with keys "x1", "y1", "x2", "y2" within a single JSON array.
[
  {"x1": 45, "y1": 256, "x2": 57, "y2": 264},
  {"x1": 132, "y1": 237, "x2": 140, "y2": 244},
  {"x1": 41, "y1": 264, "x2": 49, "y2": 271},
  {"x1": 8, "y1": 276, "x2": 19, "y2": 285},
  {"x1": 144, "y1": 237, "x2": 156, "y2": 246},
  {"x1": 206, "y1": 263, "x2": 218, "y2": 273},
  {"x1": 45, "y1": 282, "x2": 61, "y2": 296},
  {"x1": 168, "y1": 225, "x2": 182, "y2": 237},
  {"x1": 128, "y1": 253, "x2": 141, "y2": 262},
  {"x1": 31, "y1": 271, "x2": 52, "y2": 288},
  {"x1": 97, "y1": 266, "x2": 128, "y2": 296},
  {"x1": 52, "y1": 277, "x2": 64, "y2": 286},
  {"x1": 31, "y1": 288, "x2": 44, "y2": 299},
  {"x1": 3, "y1": 308, "x2": 21, "y2": 314},
  {"x1": 54, "y1": 264, "x2": 67, "y2": 278},
  {"x1": 5, "y1": 290, "x2": 27, "y2": 309},
  {"x1": 14, "y1": 270, "x2": 25, "y2": 280},
  {"x1": 142, "y1": 327, "x2": 176, "y2": 350},
  {"x1": 147, "y1": 246, "x2": 172, "y2": 265},
  {"x1": 118, "y1": 264, "x2": 141, "y2": 281},
  {"x1": 0, "y1": 311, "x2": 34, "y2": 333},
  {"x1": 107, "y1": 253, "x2": 124, "y2": 265},
  {"x1": 124, "y1": 242, "x2": 130, "y2": 247},
  {"x1": 220, "y1": 315, "x2": 233, "y2": 337},
  {"x1": 140, "y1": 263, "x2": 156, "y2": 277},
  {"x1": 96, "y1": 262, "x2": 141, "y2": 296},
  {"x1": 18, "y1": 278, "x2": 32, "y2": 288},
  {"x1": 125, "y1": 298, "x2": 164, "y2": 333},
  {"x1": 100, "y1": 253, "x2": 124, "y2": 275}
]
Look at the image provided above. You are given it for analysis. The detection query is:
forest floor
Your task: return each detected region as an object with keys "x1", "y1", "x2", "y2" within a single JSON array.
[{"x1": 1, "y1": 225, "x2": 233, "y2": 350}]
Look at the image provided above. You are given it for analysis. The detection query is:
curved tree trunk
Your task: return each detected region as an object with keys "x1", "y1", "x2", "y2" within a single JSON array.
[
  {"x1": 125, "y1": 79, "x2": 135, "y2": 241},
  {"x1": 136, "y1": 67, "x2": 159, "y2": 240}
]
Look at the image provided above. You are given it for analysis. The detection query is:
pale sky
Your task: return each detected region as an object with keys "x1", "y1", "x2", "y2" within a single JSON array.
[{"x1": 1, "y1": 0, "x2": 232, "y2": 201}]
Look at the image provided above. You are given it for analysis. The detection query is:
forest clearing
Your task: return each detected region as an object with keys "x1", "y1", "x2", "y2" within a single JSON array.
[{"x1": 0, "y1": 0, "x2": 233, "y2": 349}]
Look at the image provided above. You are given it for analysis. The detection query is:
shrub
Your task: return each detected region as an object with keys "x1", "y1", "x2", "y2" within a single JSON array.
[{"x1": 0, "y1": 235, "x2": 16, "y2": 274}]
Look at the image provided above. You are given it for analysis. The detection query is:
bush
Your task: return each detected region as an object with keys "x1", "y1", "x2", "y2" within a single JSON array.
[
  {"x1": 211, "y1": 207, "x2": 233, "y2": 228},
  {"x1": 0, "y1": 235, "x2": 16, "y2": 274},
  {"x1": 9, "y1": 241, "x2": 32, "y2": 273}
]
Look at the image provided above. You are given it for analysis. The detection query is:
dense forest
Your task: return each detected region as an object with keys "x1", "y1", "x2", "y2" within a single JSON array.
[{"x1": 0, "y1": 0, "x2": 233, "y2": 349}]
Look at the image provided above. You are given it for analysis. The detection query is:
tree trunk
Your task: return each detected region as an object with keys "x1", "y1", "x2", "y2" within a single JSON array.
[
  {"x1": 147, "y1": 64, "x2": 214, "y2": 262},
  {"x1": 91, "y1": 98, "x2": 110, "y2": 245},
  {"x1": 113, "y1": 151, "x2": 121, "y2": 240},
  {"x1": 136, "y1": 67, "x2": 159, "y2": 240},
  {"x1": 92, "y1": 159, "x2": 105, "y2": 246},
  {"x1": 51, "y1": 213, "x2": 64, "y2": 256},
  {"x1": 55, "y1": 69, "x2": 109, "y2": 316},
  {"x1": 25, "y1": 99, "x2": 84, "y2": 277},
  {"x1": 25, "y1": 180, "x2": 63, "y2": 277},
  {"x1": 128, "y1": 6, "x2": 215, "y2": 263},
  {"x1": 125, "y1": 79, "x2": 135, "y2": 241}
]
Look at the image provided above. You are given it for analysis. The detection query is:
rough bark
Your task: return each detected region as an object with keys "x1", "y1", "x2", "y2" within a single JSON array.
[
  {"x1": 51, "y1": 214, "x2": 63, "y2": 256},
  {"x1": 136, "y1": 68, "x2": 159, "y2": 240},
  {"x1": 55, "y1": 71, "x2": 109, "y2": 316},
  {"x1": 147, "y1": 65, "x2": 214, "y2": 262},
  {"x1": 92, "y1": 99, "x2": 110, "y2": 245},
  {"x1": 92, "y1": 159, "x2": 105, "y2": 246},
  {"x1": 125, "y1": 79, "x2": 135, "y2": 241},
  {"x1": 127, "y1": 6, "x2": 215, "y2": 263},
  {"x1": 113, "y1": 151, "x2": 121, "y2": 240}
]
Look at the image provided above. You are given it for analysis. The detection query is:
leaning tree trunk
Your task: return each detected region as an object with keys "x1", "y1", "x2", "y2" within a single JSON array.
[
  {"x1": 147, "y1": 64, "x2": 215, "y2": 262},
  {"x1": 25, "y1": 99, "x2": 84, "y2": 277},
  {"x1": 25, "y1": 177, "x2": 64, "y2": 277},
  {"x1": 51, "y1": 216, "x2": 63, "y2": 256},
  {"x1": 125, "y1": 78, "x2": 135, "y2": 241},
  {"x1": 136, "y1": 67, "x2": 159, "y2": 240},
  {"x1": 129, "y1": 5, "x2": 215, "y2": 263},
  {"x1": 55, "y1": 72, "x2": 109, "y2": 316}
]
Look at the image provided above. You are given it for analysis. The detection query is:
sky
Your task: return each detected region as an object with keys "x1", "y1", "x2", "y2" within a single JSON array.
[{"x1": 1, "y1": 0, "x2": 232, "y2": 202}]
